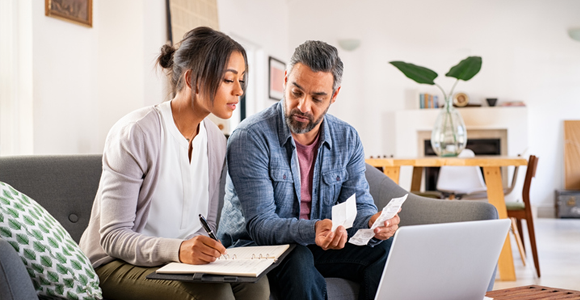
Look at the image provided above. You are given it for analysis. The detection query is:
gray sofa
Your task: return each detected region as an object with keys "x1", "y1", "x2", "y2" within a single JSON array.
[{"x1": 0, "y1": 155, "x2": 498, "y2": 300}]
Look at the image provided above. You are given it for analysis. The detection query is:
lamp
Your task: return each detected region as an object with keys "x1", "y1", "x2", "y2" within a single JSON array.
[
  {"x1": 337, "y1": 39, "x2": 361, "y2": 51},
  {"x1": 568, "y1": 28, "x2": 580, "y2": 42}
]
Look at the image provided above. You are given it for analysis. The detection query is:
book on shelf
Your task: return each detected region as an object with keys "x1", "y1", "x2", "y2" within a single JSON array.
[
  {"x1": 418, "y1": 93, "x2": 439, "y2": 109},
  {"x1": 151, "y1": 244, "x2": 293, "y2": 281}
]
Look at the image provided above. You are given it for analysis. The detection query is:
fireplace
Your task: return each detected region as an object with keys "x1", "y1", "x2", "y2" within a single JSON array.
[
  {"x1": 393, "y1": 107, "x2": 528, "y2": 196},
  {"x1": 423, "y1": 138, "x2": 502, "y2": 191},
  {"x1": 417, "y1": 129, "x2": 509, "y2": 190}
]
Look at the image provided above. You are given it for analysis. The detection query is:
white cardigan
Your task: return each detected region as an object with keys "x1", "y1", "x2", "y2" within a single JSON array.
[{"x1": 79, "y1": 104, "x2": 226, "y2": 268}]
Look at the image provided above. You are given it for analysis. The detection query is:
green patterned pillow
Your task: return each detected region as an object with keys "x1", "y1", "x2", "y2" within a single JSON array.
[{"x1": 0, "y1": 182, "x2": 102, "y2": 300}]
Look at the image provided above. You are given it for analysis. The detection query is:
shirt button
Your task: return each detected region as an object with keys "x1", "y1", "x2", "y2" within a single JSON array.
[
  {"x1": 283, "y1": 175, "x2": 287, "y2": 180},
  {"x1": 336, "y1": 176, "x2": 340, "y2": 181}
]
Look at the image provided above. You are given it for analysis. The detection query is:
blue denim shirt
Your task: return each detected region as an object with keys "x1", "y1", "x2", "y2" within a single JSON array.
[{"x1": 217, "y1": 101, "x2": 379, "y2": 247}]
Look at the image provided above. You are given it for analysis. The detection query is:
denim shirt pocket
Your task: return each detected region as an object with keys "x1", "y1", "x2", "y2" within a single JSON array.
[
  {"x1": 270, "y1": 167, "x2": 295, "y2": 210},
  {"x1": 321, "y1": 168, "x2": 349, "y2": 206}
]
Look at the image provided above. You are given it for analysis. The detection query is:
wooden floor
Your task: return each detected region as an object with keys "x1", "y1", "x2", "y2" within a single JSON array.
[{"x1": 492, "y1": 218, "x2": 580, "y2": 291}]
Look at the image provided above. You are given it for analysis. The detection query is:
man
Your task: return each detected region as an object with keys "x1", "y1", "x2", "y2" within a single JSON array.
[{"x1": 217, "y1": 40, "x2": 400, "y2": 300}]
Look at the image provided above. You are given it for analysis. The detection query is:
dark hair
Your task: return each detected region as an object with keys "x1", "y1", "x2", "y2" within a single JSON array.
[
  {"x1": 287, "y1": 40, "x2": 343, "y2": 93},
  {"x1": 157, "y1": 26, "x2": 248, "y2": 102}
]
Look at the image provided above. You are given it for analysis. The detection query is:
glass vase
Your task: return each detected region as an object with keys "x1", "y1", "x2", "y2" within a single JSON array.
[{"x1": 430, "y1": 100, "x2": 467, "y2": 157}]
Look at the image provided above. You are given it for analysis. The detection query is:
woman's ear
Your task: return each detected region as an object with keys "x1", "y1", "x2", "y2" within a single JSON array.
[{"x1": 184, "y1": 70, "x2": 200, "y2": 94}]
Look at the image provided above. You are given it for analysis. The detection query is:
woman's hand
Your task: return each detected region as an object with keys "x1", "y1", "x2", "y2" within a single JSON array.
[{"x1": 179, "y1": 235, "x2": 226, "y2": 265}]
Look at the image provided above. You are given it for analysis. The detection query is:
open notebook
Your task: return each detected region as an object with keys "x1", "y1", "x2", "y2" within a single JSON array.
[{"x1": 154, "y1": 244, "x2": 291, "y2": 279}]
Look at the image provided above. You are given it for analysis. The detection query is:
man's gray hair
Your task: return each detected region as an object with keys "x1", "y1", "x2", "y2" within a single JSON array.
[{"x1": 287, "y1": 40, "x2": 343, "y2": 93}]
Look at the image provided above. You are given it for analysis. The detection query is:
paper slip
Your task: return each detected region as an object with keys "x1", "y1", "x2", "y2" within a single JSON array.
[
  {"x1": 349, "y1": 194, "x2": 408, "y2": 246},
  {"x1": 331, "y1": 193, "x2": 357, "y2": 232}
]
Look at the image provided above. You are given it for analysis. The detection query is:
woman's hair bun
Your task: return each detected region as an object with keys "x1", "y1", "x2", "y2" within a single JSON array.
[{"x1": 158, "y1": 44, "x2": 176, "y2": 69}]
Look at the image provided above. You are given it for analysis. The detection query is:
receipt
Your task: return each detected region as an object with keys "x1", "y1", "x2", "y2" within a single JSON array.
[
  {"x1": 348, "y1": 194, "x2": 408, "y2": 246},
  {"x1": 331, "y1": 193, "x2": 357, "y2": 232}
]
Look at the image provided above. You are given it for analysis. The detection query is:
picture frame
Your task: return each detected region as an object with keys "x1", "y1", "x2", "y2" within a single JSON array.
[
  {"x1": 268, "y1": 57, "x2": 286, "y2": 101},
  {"x1": 45, "y1": 0, "x2": 93, "y2": 27}
]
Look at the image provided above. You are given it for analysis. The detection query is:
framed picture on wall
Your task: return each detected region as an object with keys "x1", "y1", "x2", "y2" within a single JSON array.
[
  {"x1": 269, "y1": 56, "x2": 286, "y2": 101},
  {"x1": 45, "y1": 0, "x2": 93, "y2": 27}
]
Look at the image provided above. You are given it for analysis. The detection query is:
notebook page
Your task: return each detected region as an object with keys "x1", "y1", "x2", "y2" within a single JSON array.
[
  {"x1": 156, "y1": 259, "x2": 273, "y2": 277},
  {"x1": 220, "y1": 244, "x2": 290, "y2": 261}
]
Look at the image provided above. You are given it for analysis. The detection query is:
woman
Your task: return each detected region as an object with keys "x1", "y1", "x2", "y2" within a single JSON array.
[{"x1": 79, "y1": 27, "x2": 269, "y2": 300}]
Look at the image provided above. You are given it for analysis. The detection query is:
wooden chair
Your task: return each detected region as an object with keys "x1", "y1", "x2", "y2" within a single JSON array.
[{"x1": 506, "y1": 155, "x2": 540, "y2": 277}]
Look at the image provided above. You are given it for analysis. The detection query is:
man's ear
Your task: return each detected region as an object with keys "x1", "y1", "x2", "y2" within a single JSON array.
[
  {"x1": 330, "y1": 86, "x2": 341, "y2": 104},
  {"x1": 283, "y1": 70, "x2": 288, "y2": 89}
]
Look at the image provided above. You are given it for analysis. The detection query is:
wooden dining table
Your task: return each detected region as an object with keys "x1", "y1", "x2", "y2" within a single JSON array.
[{"x1": 366, "y1": 156, "x2": 528, "y2": 281}]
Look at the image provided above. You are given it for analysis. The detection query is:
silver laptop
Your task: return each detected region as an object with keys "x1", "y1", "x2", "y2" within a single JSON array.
[{"x1": 375, "y1": 219, "x2": 511, "y2": 300}]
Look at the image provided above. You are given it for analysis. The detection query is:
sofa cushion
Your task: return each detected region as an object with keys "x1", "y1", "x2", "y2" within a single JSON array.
[{"x1": 0, "y1": 182, "x2": 102, "y2": 300}]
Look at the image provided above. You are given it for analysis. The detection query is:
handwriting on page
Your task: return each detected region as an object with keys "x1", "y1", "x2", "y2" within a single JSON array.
[
  {"x1": 331, "y1": 193, "x2": 357, "y2": 232},
  {"x1": 349, "y1": 194, "x2": 408, "y2": 246}
]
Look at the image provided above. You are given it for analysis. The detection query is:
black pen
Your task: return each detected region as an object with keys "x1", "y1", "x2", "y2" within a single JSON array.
[{"x1": 199, "y1": 214, "x2": 218, "y2": 241}]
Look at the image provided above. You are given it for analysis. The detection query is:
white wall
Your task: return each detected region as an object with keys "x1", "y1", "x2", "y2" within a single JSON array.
[
  {"x1": 287, "y1": 0, "x2": 580, "y2": 215},
  {"x1": 29, "y1": 0, "x2": 167, "y2": 155},
  {"x1": 217, "y1": 0, "x2": 289, "y2": 118},
  {"x1": 13, "y1": 0, "x2": 580, "y2": 215}
]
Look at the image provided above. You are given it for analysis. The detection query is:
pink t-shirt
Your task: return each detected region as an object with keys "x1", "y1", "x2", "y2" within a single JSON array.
[{"x1": 295, "y1": 134, "x2": 320, "y2": 220}]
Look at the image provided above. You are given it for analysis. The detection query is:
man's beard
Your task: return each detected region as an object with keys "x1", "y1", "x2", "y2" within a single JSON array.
[{"x1": 284, "y1": 104, "x2": 329, "y2": 134}]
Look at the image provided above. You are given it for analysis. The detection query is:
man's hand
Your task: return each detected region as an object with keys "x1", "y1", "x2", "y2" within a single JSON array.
[
  {"x1": 368, "y1": 209, "x2": 401, "y2": 240},
  {"x1": 179, "y1": 235, "x2": 226, "y2": 265},
  {"x1": 315, "y1": 219, "x2": 347, "y2": 250}
]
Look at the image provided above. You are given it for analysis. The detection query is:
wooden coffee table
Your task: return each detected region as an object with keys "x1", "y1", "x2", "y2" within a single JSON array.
[{"x1": 486, "y1": 285, "x2": 580, "y2": 299}]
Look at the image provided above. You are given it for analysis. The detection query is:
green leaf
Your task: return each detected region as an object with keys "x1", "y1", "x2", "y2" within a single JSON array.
[
  {"x1": 33, "y1": 241, "x2": 46, "y2": 252},
  {"x1": 6, "y1": 207, "x2": 18, "y2": 218},
  {"x1": 445, "y1": 56, "x2": 482, "y2": 81},
  {"x1": 78, "y1": 274, "x2": 88, "y2": 286},
  {"x1": 53, "y1": 229, "x2": 63, "y2": 242},
  {"x1": 0, "y1": 196, "x2": 9, "y2": 205},
  {"x1": 38, "y1": 223, "x2": 50, "y2": 234},
  {"x1": 71, "y1": 259, "x2": 82, "y2": 271},
  {"x1": 55, "y1": 283, "x2": 65, "y2": 295},
  {"x1": 8, "y1": 186, "x2": 18, "y2": 195},
  {"x1": 16, "y1": 233, "x2": 29, "y2": 245},
  {"x1": 20, "y1": 256, "x2": 28, "y2": 266},
  {"x1": 57, "y1": 263, "x2": 70, "y2": 275},
  {"x1": 8, "y1": 219, "x2": 21, "y2": 230},
  {"x1": 20, "y1": 194, "x2": 31, "y2": 204},
  {"x1": 13, "y1": 202, "x2": 25, "y2": 211},
  {"x1": 76, "y1": 285, "x2": 87, "y2": 294},
  {"x1": 47, "y1": 270, "x2": 59, "y2": 282},
  {"x1": 27, "y1": 267, "x2": 35, "y2": 278},
  {"x1": 23, "y1": 248, "x2": 36, "y2": 260},
  {"x1": 39, "y1": 275, "x2": 51, "y2": 286},
  {"x1": 86, "y1": 268, "x2": 96, "y2": 279},
  {"x1": 62, "y1": 246, "x2": 72, "y2": 256},
  {"x1": 47, "y1": 288, "x2": 58, "y2": 297},
  {"x1": 64, "y1": 278, "x2": 74, "y2": 288},
  {"x1": 389, "y1": 61, "x2": 438, "y2": 84},
  {"x1": 8, "y1": 240, "x2": 19, "y2": 252},
  {"x1": 56, "y1": 252, "x2": 67, "y2": 264},
  {"x1": 23, "y1": 215, "x2": 35, "y2": 226},
  {"x1": 67, "y1": 291, "x2": 80, "y2": 300},
  {"x1": 47, "y1": 236, "x2": 58, "y2": 249},
  {"x1": 40, "y1": 255, "x2": 53, "y2": 268},
  {"x1": 31, "y1": 262, "x2": 45, "y2": 274},
  {"x1": 31, "y1": 229, "x2": 44, "y2": 242},
  {"x1": 0, "y1": 212, "x2": 3, "y2": 222},
  {"x1": 0, "y1": 226, "x2": 12, "y2": 238},
  {"x1": 3, "y1": 189, "x2": 14, "y2": 200},
  {"x1": 32, "y1": 278, "x2": 40, "y2": 290},
  {"x1": 76, "y1": 254, "x2": 87, "y2": 264}
]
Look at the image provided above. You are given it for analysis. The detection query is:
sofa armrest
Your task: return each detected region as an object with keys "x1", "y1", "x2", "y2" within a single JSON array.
[
  {"x1": 0, "y1": 238, "x2": 38, "y2": 300},
  {"x1": 365, "y1": 164, "x2": 498, "y2": 226}
]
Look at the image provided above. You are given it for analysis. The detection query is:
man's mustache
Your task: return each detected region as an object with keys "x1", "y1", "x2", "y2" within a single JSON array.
[{"x1": 290, "y1": 109, "x2": 313, "y2": 121}]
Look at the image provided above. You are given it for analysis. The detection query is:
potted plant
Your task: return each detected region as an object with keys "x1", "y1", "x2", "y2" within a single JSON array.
[{"x1": 389, "y1": 57, "x2": 482, "y2": 157}]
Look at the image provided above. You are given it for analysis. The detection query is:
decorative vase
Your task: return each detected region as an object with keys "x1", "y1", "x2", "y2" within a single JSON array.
[{"x1": 430, "y1": 98, "x2": 467, "y2": 157}]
